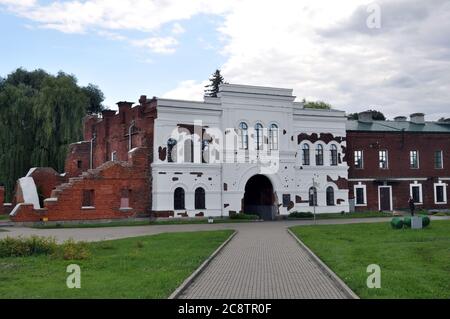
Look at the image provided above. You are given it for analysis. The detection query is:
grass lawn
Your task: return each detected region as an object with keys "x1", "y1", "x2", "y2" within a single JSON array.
[
  {"x1": 32, "y1": 217, "x2": 258, "y2": 229},
  {"x1": 0, "y1": 215, "x2": 9, "y2": 221},
  {"x1": 290, "y1": 220, "x2": 450, "y2": 299},
  {"x1": 0, "y1": 230, "x2": 233, "y2": 298}
]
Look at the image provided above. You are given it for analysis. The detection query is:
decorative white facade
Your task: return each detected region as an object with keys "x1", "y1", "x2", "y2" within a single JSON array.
[{"x1": 152, "y1": 84, "x2": 349, "y2": 219}]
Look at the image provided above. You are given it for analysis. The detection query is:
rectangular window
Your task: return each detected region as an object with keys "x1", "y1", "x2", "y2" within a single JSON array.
[
  {"x1": 282, "y1": 194, "x2": 291, "y2": 207},
  {"x1": 82, "y1": 189, "x2": 95, "y2": 208},
  {"x1": 354, "y1": 151, "x2": 363, "y2": 169},
  {"x1": 434, "y1": 150, "x2": 443, "y2": 169},
  {"x1": 434, "y1": 183, "x2": 447, "y2": 204},
  {"x1": 379, "y1": 150, "x2": 388, "y2": 169},
  {"x1": 120, "y1": 189, "x2": 131, "y2": 208},
  {"x1": 77, "y1": 160, "x2": 82, "y2": 169},
  {"x1": 410, "y1": 150, "x2": 419, "y2": 169},
  {"x1": 410, "y1": 184, "x2": 423, "y2": 204},
  {"x1": 111, "y1": 151, "x2": 117, "y2": 161},
  {"x1": 354, "y1": 185, "x2": 367, "y2": 206}
]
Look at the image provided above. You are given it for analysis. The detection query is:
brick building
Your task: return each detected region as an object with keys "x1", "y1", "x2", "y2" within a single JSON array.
[
  {"x1": 347, "y1": 112, "x2": 450, "y2": 211},
  {"x1": 3, "y1": 85, "x2": 450, "y2": 223}
]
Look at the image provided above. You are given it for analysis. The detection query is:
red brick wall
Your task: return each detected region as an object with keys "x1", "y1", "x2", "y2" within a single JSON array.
[
  {"x1": 347, "y1": 131, "x2": 450, "y2": 211},
  {"x1": 27, "y1": 168, "x2": 67, "y2": 200},
  {"x1": 11, "y1": 147, "x2": 151, "y2": 222}
]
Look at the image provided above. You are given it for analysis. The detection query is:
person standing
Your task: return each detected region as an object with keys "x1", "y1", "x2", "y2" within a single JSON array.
[{"x1": 408, "y1": 197, "x2": 415, "y2": 216}]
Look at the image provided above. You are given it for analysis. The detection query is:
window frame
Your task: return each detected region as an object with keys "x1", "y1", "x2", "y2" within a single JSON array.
[
  {"x1": 434, "y1": 150, "x2": 443, "y2": 169},
  {"x1": 255, "y1": 123, "x2": 264, "y2": 151},
  {"x1": 330, "y1": 144, "x2": 338, "y2": 166},
  {"x1": 173, "y1": 187, "x2": 186, "y2": 210},
  {"x1": 315, "y1": 144, "x2": 324, "y2": 166},
  {"x1": 410, "y1": 150, "x2": 419, "y2": 169},
  {"x1": 409, "y1": 183, "x2": 423, "y2": 204},
  {"x1": 269, "y1": 123, "x2": 279, "y2": 150},
  {"x1": 354, "y1": 184, "x2": 367, "y2": 206},
  {"x1": 301, "y1": 144, "x2": 310, "y2": 166},
  {"x1": 194, "y1": 187, "x2": 206, "y2": 210},
  {"x1": 309, "y1": 187, "x2": 318, "y2": 207},
  {"x1": 354, "y1": 150, "x2": 364, "y2": 169},
  {"x1": 434, "y1": 182, "x2": 447, "y2": 204},
  {"x1": 238, "y1": 122, "x2": 249, "y2": 150},
  {"x1": 379, "y1": 150, "x2": 388, "y2": 169},
  {"x1": 326, "y1": 186, "x2": 335, "y2": 206},
  {"x1": 81, "y1": 189, "x2": 95, "y2": 208}
]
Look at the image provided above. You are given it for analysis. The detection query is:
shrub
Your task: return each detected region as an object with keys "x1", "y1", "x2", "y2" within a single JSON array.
[
  {"x1": 403, "y1": 216, "x2": 411, "y2": 228},
  {"x1": 60, "y1": 239, "x2": 90, "y2": 260},
  {"x1": 230, "y1": 213, "x2": 259, "y2": 220},
  {"x1": 288, "y1": 212, "x2": 313, "y2": 219},
  {"x1": 390, "y1": 217, "x2": 403, "y2": 229},
  {"x1": 420, "y1": 215, "x2": 430, "y2": 228},
  {"x1": 0, "y1": 236, "x2": 57, "y2": 258}
]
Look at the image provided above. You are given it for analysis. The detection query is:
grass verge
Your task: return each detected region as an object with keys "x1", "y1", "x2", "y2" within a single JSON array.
[
  {"x1": 0, "y1": 230, "x2": 233, "y2": 298},
  {"x1": 290, "y1": 220, "x2": 450, "y2": 298}
]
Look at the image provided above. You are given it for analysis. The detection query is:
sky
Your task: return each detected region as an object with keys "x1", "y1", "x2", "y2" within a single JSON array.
[{"x1": 0, "y1": 0, "x2": 449, "y2": 120}]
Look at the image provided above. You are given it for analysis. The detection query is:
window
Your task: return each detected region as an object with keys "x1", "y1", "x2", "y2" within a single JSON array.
[
  {"x1": 174, "y1": 187, "x2": 185, "y2": 210},
  {"x1": 434, "y1": 150, "x2": 443, "y2": 169},
  {"x1": 194, "y1": 187, "x2": 206, "y2": 209},
  {"x1": 410, "y1": 150, "x2": 419, "y2": 169},
  {"x1": 309, "y1": 187, "x2": 317, "y2": 206},
  {"x1": 238, "y1": 122, "x2": 248, "y2": 150},
  {"x1": 302, "y1": 144, "x2": 310, "y2": 166},
  {"x1": 434, "y1": 183, "x2": 447, "y2": 204},
  {"x1": 77, "y1": 160, "x2": 82, "y2": 168},
  {"x1": 120, "y1": 189, "x2": 131, "y2": 209},
  {"x1": 410, "y1": 183, "x2": 423, "y2": 204},
  {"x1": 282, "y1": 194, "x2": 291, "y2": 207},
  {"x1": 255, "y1": 123, "x2": 263, "y2": 150},
  {"x1": 111, "y1": 151, "x2": 117, "y2": 161},
  {"x1": 379, "y1": 150, "x2": 388, "y2": 169},
  {"x1": 330, "y1": 145, "x2": 338, "y2": 166},
  {"x1": 315, "y1": 144, "x2": 324, "y2": 166},
  {"x1": 269, "y1": 124, "x2": 279, "y2": 150},
  {"x1": 167, "y1": 138, "x2": 177, "y2": 163},
  {"x1": 326, "y1": 187, "x2": 335, "y2": 206},
  {"x1": 82, "y1": 189, "x2": 95, "y2": 208},
  {"x1": 354, "y1": 184, "x2": 367, "y2": 206},
  {"x1": 354, "y1": 150, "x2": 363, "y2": 169}
]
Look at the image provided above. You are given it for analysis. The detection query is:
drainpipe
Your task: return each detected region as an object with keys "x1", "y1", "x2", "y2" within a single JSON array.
[
  {"x1": 128, "y1": 121, "x2": 135, "y2": 151},
  {"x1": 90, "y1": 133, "x2": 96, "y2": 170}
]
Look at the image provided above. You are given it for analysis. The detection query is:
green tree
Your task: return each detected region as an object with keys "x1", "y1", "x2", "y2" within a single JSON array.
[
  {"x1": 82, "y1": 83, "x2": 105, "y2": 114},
  {"x1": 302, "y1": 99, "x2": 332, "y2": 110},
  {"x1": 348, "y1": 109, "x2": 386, "y2": 120},
  {"x1": 0, "y1": 68, "x2": 104, "y2": 201},
  {"x1": 204, "y1": 69, "x2": 225, "y2": 98}
]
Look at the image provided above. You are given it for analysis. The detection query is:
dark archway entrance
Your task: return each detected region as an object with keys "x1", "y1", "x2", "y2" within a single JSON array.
[{"x1": 244, "y1": 174, "x2": 276, "y2": 220}]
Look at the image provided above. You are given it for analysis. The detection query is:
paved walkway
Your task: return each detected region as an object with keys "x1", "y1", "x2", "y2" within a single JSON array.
[{"x1": 178, "y1": 223, "x2": 351, "y2": 299}]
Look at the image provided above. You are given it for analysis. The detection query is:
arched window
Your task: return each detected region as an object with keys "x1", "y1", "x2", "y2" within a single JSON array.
[
  {"x1": 239, "y1": 122, "x2": 248, "y2": 150},
  {"x1": 302, "y1": 144, "x2": 310, "y2": 166},
  {"x1": 269, "y1": 124, "x2": 278, "y2": 150},
  {"x1": 315, "y1": 144, "x2": 324, "y2": 166},
  {"x1": 255, "y1": 123, "x2": 263, "y2": 150},
  {"x1": 167, "y1": 138, "x2": 177, "y2": 163},
  {"x1": 326, "y1": 187, "x2": 335, "y2": 206},
  {"x1": 309, "y1": 187, "x2": 317, "y2": 206},
  {"x1": 330, "y1": 144, "x2": 338, "y2": 166},
  {"x1": 195, "y1": 187, "x2": 206, "y2": 209},
  {"x1": 174, "y1": 187, "x2": 185, "y2": 210}
]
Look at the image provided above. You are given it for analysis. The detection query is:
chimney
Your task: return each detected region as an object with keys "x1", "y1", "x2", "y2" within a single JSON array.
[
  {"x1": 394, "y1": 116, "x2": 407, "y2": 122},
  {"x1": 101, "y1": 109, "x2": 116, "y2": 118},
  {"x1": 410, "y1": 113, "x2": 425, "y2": 124},
  {"x1": 358, "y1": 111, "x2": 373, "y2": 123},
  {"x1": 139, "y1": 95, "x2": 147, "y2": 106},
  {"x1": 117, "y1": 101, "x2": 133, "y2": 113}
]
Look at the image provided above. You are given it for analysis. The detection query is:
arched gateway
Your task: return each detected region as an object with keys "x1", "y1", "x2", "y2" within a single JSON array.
[{"x1": 243, "y1": 174, "x2": 277, "y2": 220}]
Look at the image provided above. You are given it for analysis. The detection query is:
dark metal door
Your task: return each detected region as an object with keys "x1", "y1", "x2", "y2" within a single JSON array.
[{"x1": 379, "y1": 187, "x2": 391, "y2": 211}]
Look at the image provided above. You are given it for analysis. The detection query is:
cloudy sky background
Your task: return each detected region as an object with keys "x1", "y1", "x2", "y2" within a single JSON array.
[{"x1": 1, "y1": 0, "x2": 449, "y2": 119}]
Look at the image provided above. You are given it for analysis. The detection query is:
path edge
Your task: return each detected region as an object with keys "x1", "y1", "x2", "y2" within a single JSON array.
[
  {"x1": 287, "y1": 228, "x2": 360, "y2": 299},
  {"x1": 168, "y1": 230, "x2": 237, "y2": 299}
]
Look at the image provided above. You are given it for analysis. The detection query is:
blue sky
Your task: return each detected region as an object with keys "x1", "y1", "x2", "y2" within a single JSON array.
[{"x1": 1, "y1": 0, "x2": 449, "y2": 119}]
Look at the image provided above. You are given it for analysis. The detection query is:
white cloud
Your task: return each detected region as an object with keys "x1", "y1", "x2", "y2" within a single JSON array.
[
  {"x1": 131, "y1": 36, "x2": 178, "y2": 54},
  {"x1": 162, "y1": 80, "x2": 208, "y2": 101},
  {"x1": 2, "y1": 0, "x2": 450, "y2": 119}
]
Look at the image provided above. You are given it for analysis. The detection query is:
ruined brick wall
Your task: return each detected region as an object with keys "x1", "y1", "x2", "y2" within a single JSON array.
[
  {"x1": 347, "y1": 131, "x2": 450, "y2": 211},
  {"x1": 11, "y1": 147, "x2": 151, "y2": 222},
  {"x1": 27, "y1": 168, "x2": 67, "y2": 201},
  {"x1": 73, "y1": 97, "x2": 157, "y2": 176}
]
